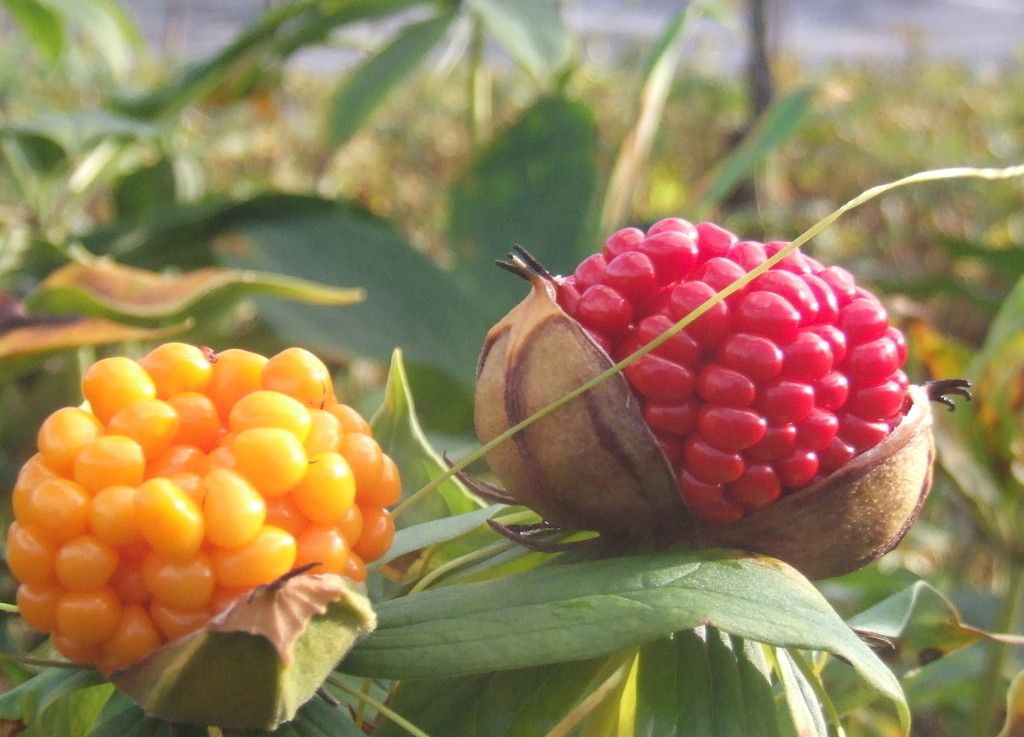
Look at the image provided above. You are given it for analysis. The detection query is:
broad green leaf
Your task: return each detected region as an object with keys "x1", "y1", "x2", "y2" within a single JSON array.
[
  {"x1": 997, "y1": 668, "x2": 1024, "y2": 737},
  {"x1": 0, "y1": 130, "x2": 66, "y2": 175},
  {"x1": 114, "y1": 158, "x2": 176, "y2": 219},
  {"x1": 847, "y1": 581, "x2": 1024, "y2": 674},
  {"x1": 773, "y1": 649, "x2": 828, "y2": 737},
  {"x1": 370, "y1": 350, "x2": 481, "y2": 528},
  {"x1": 44, "y1": 0, "x2": 141, "y2": 75},
  {"x1": 86, "y1": 692, "x2": 207, "y2": 737},
  {"x1": 1, "y1": 112, "x2": 163, "y2": 153},
  {"x1": 0, "y1": 668, "x2": 104, "y2": 722},
  {"x1": 374, "y1": 655, "x2": 628, "y2": 737},
  {"x1": 691, "y1": 86, "x2": 816, "y2": 215},
  {"x1": 327, "y1": 10, "x2": 454, "y2": 146},
  {"x1": 31, "y1": 682, "x2": 113, "y2": 737},
  {"x1": 1, "y1": 0, "x2": 64, "y2": 63},
  {"x1": 344, "y1": 548, "x2": 908, "y2": 729},
  {"x1": 251, "y1": 697, "x2": 366, "y2": 737},
  {"x1": 973, "y1": 270, "x2": 1024, "y2": 377},
  {"x1": 467, "y1": 0, "x2": 573, "y2": 86},
  {"x1": 27, "y1": 259, "x2": 363, "y2": 322},
  {"x1": 449, "y1": 96, "x2": 598, "y2": 320},
  {"x1": 378, "y1": 504, "x2": 502, "y2": 567}
]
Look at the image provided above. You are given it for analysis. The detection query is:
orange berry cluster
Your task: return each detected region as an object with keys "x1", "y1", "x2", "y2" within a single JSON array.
[{"x1": 6, "y1": 344, "x2": 399, "y2": 674}]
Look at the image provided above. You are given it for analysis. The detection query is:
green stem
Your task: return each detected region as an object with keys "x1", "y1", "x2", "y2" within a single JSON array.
[
  {"x1": 327, "y1": 675, "x2": 433, "y2": 737},
  {"x1": 408, "y1": 539, "x2": 514, "y2": 594},
  {"x1": 967, "y1": 560, "x2": 1024, "y2": 737},
  {"x1": 0, "y1": 603, "x2": 18, "y2": 614},
  {"x1": 393, "y1": 164, "x2": 1024, "y2": 520}
]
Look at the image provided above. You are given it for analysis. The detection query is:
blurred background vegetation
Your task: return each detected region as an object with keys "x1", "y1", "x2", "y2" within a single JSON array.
[{"x1": 1, "y1": 1, "x2": 1023, "y2": 735}]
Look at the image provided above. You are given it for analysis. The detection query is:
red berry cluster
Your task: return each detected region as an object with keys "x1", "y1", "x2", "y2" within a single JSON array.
[{"x1": 557, "y1": 219, "x2": 909, "y2": 524}]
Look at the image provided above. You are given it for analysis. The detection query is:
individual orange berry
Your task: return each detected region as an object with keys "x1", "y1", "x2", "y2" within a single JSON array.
[
  {"x1": 204, "y1": 445, "x2": 236, "y2": 474},
  {"x1": 89, "y1": 485, "x2": 143, "y2": 548},
  {"x1": 211, "y1": 526, "x2": 296, "y2": 588},
  {"x1": 264, "y1": 497, "x2": 307, "y2": 537},
  {"x1": 147, "y1": 444, "x2": 206, "y2": 477},
  {"x1": 6, "y1": 523, "x2": 57, "y2": 585},
  {"x1": 231, "y1": 429, "x2": 307, "y2": 496},
  {"x1": 109, "y1": 558, "x2": 149, "y2": 605},
  {"x1": 337, "y1": 505, "x2": 363, "y2": 545},
  {"x1": 359, "y1": 454, "x2": 402, "y2": 508},
  {"x1": 166, "y1": 472, "x2": 205, "y2": 506},
  {"x1": 12, "y1": 455, "x2": 58, "y2": 520},
  {"x1": 209, "y1": 586, "x2": 250, "y2": 615},
  {"x1": 107, "y1": 399, "x2": 179, "y2": 460},
  {"x1": 138, "y1": 343, "x2": 212, "y2": 398},
  {"x1": 295, "y1": 527, "x2": 350, "y2": 574},
  {"x1": 73, "y1": 436, "x2": 145, "y2": 493},
  {"x1": 37, "y1": 408, "x2": 103, "y2": 473},
  {"x1": 344, "y1": 553, "x2": 367, "y2": 582},
  {"x1": 134, "y1": 478, "x2": 204, "y2": 561},
  {"x1": 16, "y1": 582, "x2": 62, "y2": 633},
  {"x1": 81, "y1": 357, "x2": 156, "y2": 423},
  {"x1": 202, "y1": 469, "x2": 266, "y2": 548},
  {"x1": 228, "y1": 390, "x2": 311, "y2": 442},
  {"x1": 98, "y1": 604, "x2": 162, "y2": 674},
  {"x1": 291, "y1": 452, "x2": 356, "y2": 525},
  {"x1": 261, "y1": 348, "x2": 335, "y2": 409},
  {"x1": 53, "y1": 634, "x2": 101, "y2": 664},
  {"x1": 22, "y1": 478, "x2": 90, "y2": 543},
  {"x1": 339, "y1": 433, "x2": 384, "y2": 501},
  {"x1": 56, "y1": 588, "x2": 122, "y2": 645},
  {"x1": 141, "y1": 551, "x2": 215, "y2": 611},
  {"x1": 55, "y1": 535, "x2": 119, "y2": 592},
  {"x1": 207, "y1": 349, "x2": 267, "y2": 419},
  {"x1": 304, "y1": 409, "x2": 343, "y2": 455},
  {"x1": 327, "y1": 404, "x2": 371, "y2": 434},
  {"x1": 353, "y1": 507, "x2": 394, "y2": 563},
  {"x1": 167, "y1": 393, "x2": 221, "y2": 452},
  {"x1": 149, "y1": 601, "x2": 210, "y2": 642}
]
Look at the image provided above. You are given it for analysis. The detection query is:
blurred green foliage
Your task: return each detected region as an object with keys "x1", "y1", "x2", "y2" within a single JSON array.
[{"x1": 0, "y1": 1, "x2": 1023, "y2": 736}]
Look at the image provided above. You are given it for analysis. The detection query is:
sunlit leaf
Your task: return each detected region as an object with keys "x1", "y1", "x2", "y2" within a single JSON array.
[
  {"x1": 1, "y1": 0, "x2": 64, "y2": 63},
  {"x1": 379, "y1": 504, "x2": 502, "y2": 567},
  {"x1": 27, "y1": 259, "x2": 363, "y2": 321},
  {"x1": 467, "y1": 0, "x2": 573, "y2": 86},
  {"x1": 997, "y1": 669, "x2": 1024, "y2": 737},
  {"x1": 773, "y1": 649, "x2": 828, "y2": 737}
]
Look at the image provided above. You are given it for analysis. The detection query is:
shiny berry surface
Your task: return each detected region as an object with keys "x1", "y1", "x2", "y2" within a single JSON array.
[{"x1": 556, "y1": 218, "x2": 910, "y2": 523}]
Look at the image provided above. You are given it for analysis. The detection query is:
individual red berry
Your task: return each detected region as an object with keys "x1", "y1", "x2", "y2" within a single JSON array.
[
  {"x1": 634, "y1": 315, "x2": 701, "y2": 366},
  {"x1": 655, "y1": 434, "x2": 684, "y2": 465},
  {"x1": 846, "y1": 378, "x2": 906, "y2": 420},
  {"x1": 839, "y1": 414, "x2": 890, "y2": 451},
  {"x1": 602, "y1": 227, "x2": 645, "y2": 260},
  {"x1": 648, "y1": 218, "x2": 697, "y2": 239},
  {"x1": 775, "y1": 449, "x2": 819, "y2": 488},
  {"x1": 796, "y1": 408, "x2": 839, "y2": 451},
  {"x1": 746, "y1": 423, "x2": 798, "y2": 461},
  {"x1": 814, "y1": 371, "x2": 849, "y2": 411},
  {"x1": 695, "y1": 257, "x2": 747, "y2": 292},
  {"x1": 624, "y1": 355, "x2": 694, "y2": 402},
  {"x1": 638, "y1": 231, "x2": 699, "y2": 283},
  {"x1": 605, "y1": 252, "x2": 658, "y2": 299},
  {"x1": 735, "y1": 291, "x2": 800, "y2": 344},
  {"x1": 696, "y1": 365, "x2": 755, "y2": 407},
  {"x1": 676, "y1": 469, "x2": 743, "y2": 524},
  {"x1": 844, "y1": 338, "x2": 901, "y2": 386},
  {"x1": 810, "y1": 325, "x2": 847, "y2": 365},
  {"x1": 839, "y1": 299, "x2": 889, "y2": 344},
  {"x1": 682, "y1": 437, "x2": 744, "y2": 484},
  {"x1": 574, "y1": 254, "x2": 607, "y2": 289},
  {"x1": 819, "y1": 437, "x2": 857, "y2": 474},
  {"x1": 717, "y1": 333, "x2": 782, "y2": 381},
  {"x1": 818, "y1": 266, "x2": 857, "y2": 305},
  {"x1": 697, "y1": 406, "x2": 766, "y2": 451},
  {"x1": 643, "y1": 401, "x2": 697, "y2": 437},
  {"x1": 780, "y1": 332, "x2": 833, "y2": 382},
  {"x1": 750, "y1": 271, "x2": 819, "y2": 325},
  {"x1": 576, "y1": 285, "x2": 632, "y2": 338},
  {"x1": 695, "y1": 222, "x2": 736, "y2": 259},
  {"x1": 886, "y1": 326, "x2": 908, "y2": 364},
  {"x1": 558, "y1": 279, "x2": 581, "y2": 315},
  {"x1": 725, "y1": 464, "x2": 781, "y2": 509},
  {"x1": 726, "y1": 241, "x2": 767, "y2": 271},
  {"x1": 667, "y1": 281, "x2": 731, "y2": 346},
  {"x1": 757, "y1": 380, "x2": 815, "y2": 423},
  {"x1": 801, "y1": 273, "x2": 839, "y2": 324}
]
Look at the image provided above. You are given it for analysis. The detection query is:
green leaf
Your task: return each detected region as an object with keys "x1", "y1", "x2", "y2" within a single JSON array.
[
  {"x1": 114, "y1": 158, "x2": 177, "y2": 220},
  {"x1": 0, "y1": 667, "x2": 105, "y2": 723},
  {"x1": 27, "y1": 258, "x2": 363, "y2": 323},
  {"x1": 691, "y1": 86, "x2": 816, "y2": 215},
  {"x1": 374, "y1": 654, "x2": 628, "y2": 737},
  {"x1": 85, "y1": 692, "x2": 207, "y2": 737},
  {"x1": 1, "y1": 0, "x2": 64, "y2": 63},
  {"x1": 0, "y1": 130, "x2": 66, "y2": 175},
  {"x1": 467, "y1": 0, "x2": 573, "y2": 86},
  {"x1": 973, "y1": 265, "x2": 1024, "y2": 374},
  {"x1": 847, "y1": 581, "x2": 1024, "y2": 674},
  {"x1": 773, "y1": 649, "x2": 828, "y2": 737},
  {"x1": 449, "y1": 96, "x2": 598, "y2": 320},
  {"x1": 997, "y1": 668, "x2": 1024, "y2": 737},
  {"x1": 327, "y1": 10, "x2": 454, "y2": 146},
  {"x1": 43, "y1": 0, "x2": 141, "y2": 75},
  {"x1": 345, "y1": 548, "x2": 909, "y2": 729},
  {"x1": 250, "y1": 697, "x2": 366, "y2": 737},
  {"x1": 378, "y1": 504, "x2": 502, "y2": 567},
  {"x1": 370, "y1": 350, "x2": 481, "y2": 528},
  {"x1": 32, "y1": 682, "x2": 114, "y2": 737},
  {"x1": 1, "y1": 112, "x2": 163, "y2": 154}
]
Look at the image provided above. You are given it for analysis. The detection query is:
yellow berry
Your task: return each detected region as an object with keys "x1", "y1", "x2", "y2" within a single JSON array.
[
  {"x1": 16, "y1": 582, "x2": 62, "y2": 633},
  {"x1": 12, "y1": 454, "x2": 58, "y2": 521},
  {"x1": 304, "y1": 409, "x2": 342, "y2": 455},
  {"x1": 261, "y1": 347, "x2": 335, "y2": 409},
  {"x1": 149, "y1": 601, "x2": 210, "y2": 642},
  {"x1": 202, "y1": 469, "x2": 266, "y2": 549},
  {"x1": 228, "y1": 390, "x2": 311, "y2": 441},
  {"x1": 337, "y1": 505, "x2": 363, "y2": 546},
  {"x1": 107, "y1": 399, "x2": 179, "y2": 460},
  {"x1": 344, "y1": 553, "x2": 367, "y2": 582},
  {"x1": 327, "y1": 404, "x2": 370, "y2": 434},
  {"x1": 55, "y1": 535, "x2": 119, "y2": 592},
  {"x1": 264, "y1": 497, "x2": 307, "y2": 537},
  {"x1": 89, "y1": 485, "x2": 143, "y2": 548},
  {"x1": 56, "y1": 588, "x2": 122, "y2": 645},
  {"x1": 294, "y1": 527, "x2": 350, "y2": 574},
  {"x1": 207, "y1": 349, "x2": 267, "y2": 419},
  {"x1": 360, "y1": 453, "x2": 402, "y2": 508},
  {"x1": 6, "y1": 523, "x2": 57, "y2": 585},
  {"x1": 353, "y1": 507, "x2": 394, "y2": 563},
  {"x1": 141, "y1": 551, "x2": 215, "y2": 611},
  {"x1": 211, "y1": 526, "x2": 296, "y2": 588},
  {"x1": 231, "y1": 428, "x2": 307, "y2": 496},
  {"x1": 204, "y1": 445, "x2": 236, "y2": 474},
  {"x1": 167, "y1": 392, "x2": 221, "y2": 452},
  {"x1": 166, "y1": 472, "x2": 205, "y2": 507},
  {"x1": 37, "y1": 408, "x2": 103, "y2": 473},
  {"x1": 81, "y1": 357, "x2": 156, "y2": 423},
  {"x1": 291, "y1": 452, "x2": 356, "y2": 525},
  {"x1": 74, "y1": 436, "x2": 145, "y2": 493},
  {"x1": 109, "y1": 558, "x2": 149, "y2": 605},
  {"x1": 139, "y1": 343, "x2": 212, "y2": 398},
  {"x1": 134, "y1": 478, "x2": 204, "y2": 561},
  {"x1": 147, "y1": 444, "x2": 206, "y2": 478},
  {"x1": 22, "y1": 478, "x2": 90, "y2": 543},
  {"x1": 53, "y1": 634, "x2": 101, "y2": 664},
  {"x1": 339, "y1": 433, "x2": 384, "y2": 502},
  {"x1": 98, "y1": 604, "x2": 162, "y2": 674}
]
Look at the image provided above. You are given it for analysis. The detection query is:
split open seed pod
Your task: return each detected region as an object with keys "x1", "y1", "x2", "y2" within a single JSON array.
[
  {"x1": 110, "y1": 573, "x2": 376, "y2": 730},
  {"x1": 475, "y1": 259, "x2": 937, "y2": 580}
]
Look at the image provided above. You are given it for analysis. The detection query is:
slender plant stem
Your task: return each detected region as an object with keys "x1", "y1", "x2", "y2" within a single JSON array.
[
  {"x1": 0, "y1": 603, "x2": 18, "y2": 614},
  {"x1": 393, "y1": 164, "x2": 1024, "y2": 520},
  {"x1": 327, "y1": 675, "x2": 433, "y2": 737},
  {"x1": 966, "y1": 559, "x2": 1024, "y2": 737},
  {"x1": 354, "y1": 677, "x2": 372, "y2": 729},
  {"x1": 408, "y1": 539, "x2": 514, "y2": 594}
]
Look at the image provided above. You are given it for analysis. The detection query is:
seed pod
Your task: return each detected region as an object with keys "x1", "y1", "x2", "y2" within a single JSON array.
[
  {"x1": 475, "y1": 251, "x2": 938, "y2": 579},
  {"x1": 111, "y1": 572, "x2": 376, "y2": 729}
]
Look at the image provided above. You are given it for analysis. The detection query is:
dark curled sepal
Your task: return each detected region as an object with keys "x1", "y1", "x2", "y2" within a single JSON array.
[
  {"x1": 926, "y1": 378, "x2": 972, "y2": 411},
  {"x1": 487, "y1": 518, "x2": 600, "y2": 552}
]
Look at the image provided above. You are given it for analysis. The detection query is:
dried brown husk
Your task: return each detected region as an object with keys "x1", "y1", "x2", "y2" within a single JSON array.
[
  {"x1": 110, "y1": 573, "x2": 376, "y2": 730},
  {"x1": 475, "y1": 264, "x2": 935, "y2": 579}
]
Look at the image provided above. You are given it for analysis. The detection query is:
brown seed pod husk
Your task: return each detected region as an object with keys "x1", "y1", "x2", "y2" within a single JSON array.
[{"x1": 475, "y1": 259, "x2": 936, "y2": 579}]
